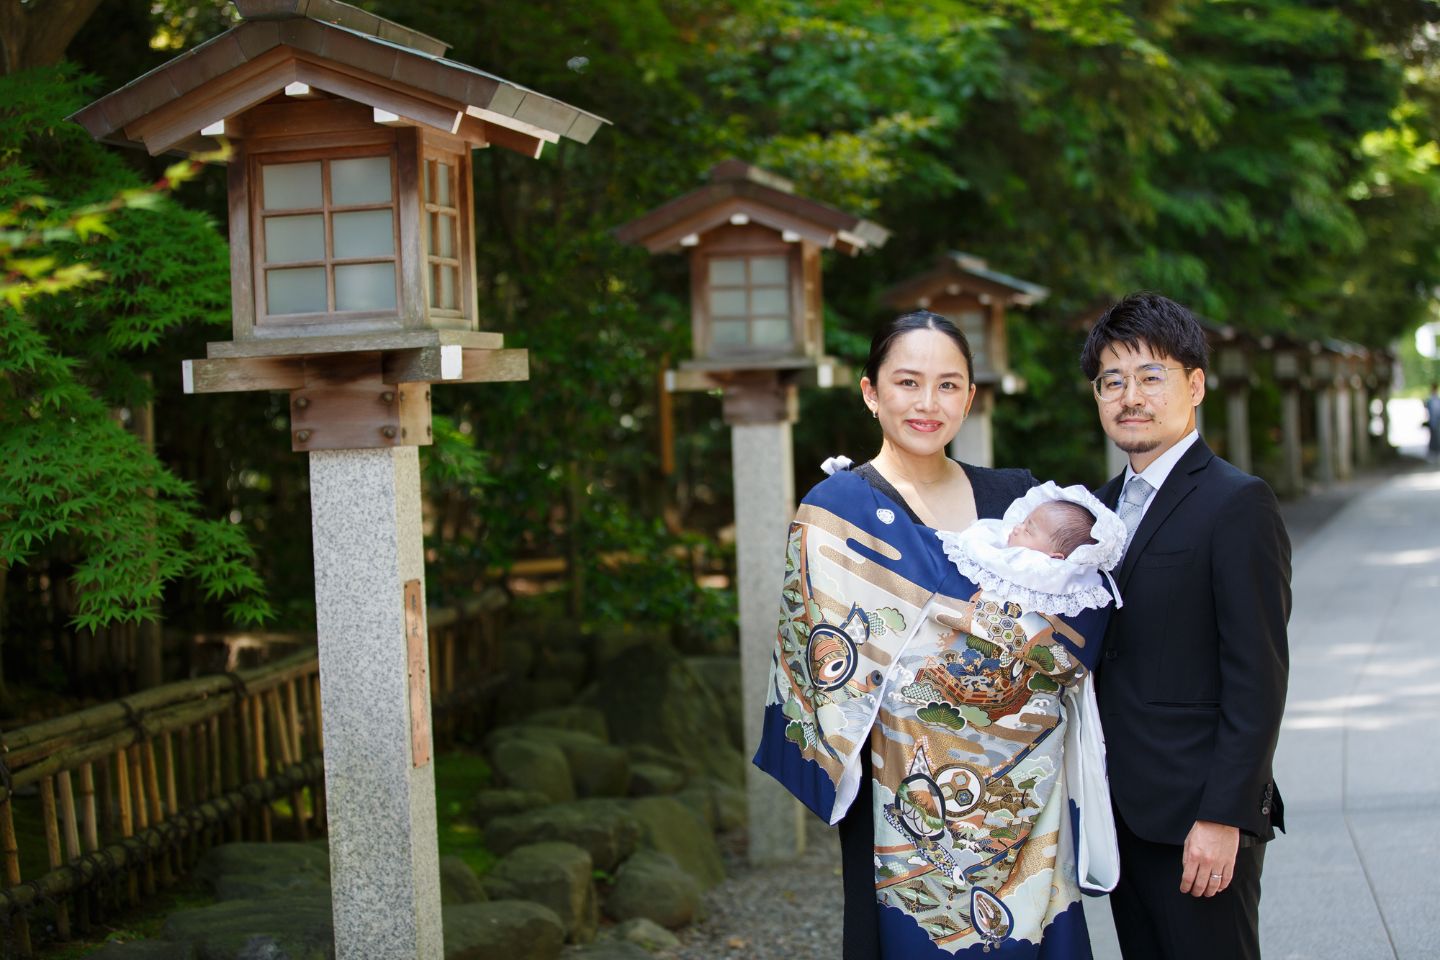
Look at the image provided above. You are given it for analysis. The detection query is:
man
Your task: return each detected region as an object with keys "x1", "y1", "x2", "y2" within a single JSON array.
[{"x1": 1081, "y1": 293, "x2": 1290, "y2": 960}]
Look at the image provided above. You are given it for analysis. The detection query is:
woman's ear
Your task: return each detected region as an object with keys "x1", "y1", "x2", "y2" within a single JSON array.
[
  {"x1": 860, "y1": 376, "x2": 878, "y2": 416},
  {"x1": 962, "y1": 382, "x2": 977, "y2": 418}
]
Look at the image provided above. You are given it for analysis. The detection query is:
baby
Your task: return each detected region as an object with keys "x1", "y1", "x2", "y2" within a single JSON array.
[
  {"x1": 1006, "y1": 500, "x2": 1099, "y2": 560},
  {"x1": 938, "y1": 481, "x2": 1125, "y2": 617}
]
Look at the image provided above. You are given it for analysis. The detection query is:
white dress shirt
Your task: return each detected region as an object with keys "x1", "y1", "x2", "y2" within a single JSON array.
[{"x1": 1121, "y1": 430, "x2": 1200, "y2": 522}]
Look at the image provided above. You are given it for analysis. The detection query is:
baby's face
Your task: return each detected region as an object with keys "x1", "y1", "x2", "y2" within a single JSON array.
[{"x1": 1006, "y1": 504, "x2": 1065, "y2": 558}]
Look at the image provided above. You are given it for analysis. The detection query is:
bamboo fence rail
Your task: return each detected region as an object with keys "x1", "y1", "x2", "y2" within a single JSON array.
[{"x1": 0, "y1": 588, "x2": 505, "y2": 958}]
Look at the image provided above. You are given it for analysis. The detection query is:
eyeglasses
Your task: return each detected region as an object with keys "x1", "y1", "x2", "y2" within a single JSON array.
[{"x1": 1092, "y1": 364, "x2": 1188, "y2": 401}]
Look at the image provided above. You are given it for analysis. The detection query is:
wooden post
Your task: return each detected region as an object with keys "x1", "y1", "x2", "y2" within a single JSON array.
[
  {"x1": 1, "y1": 796, "x2": 31, "y2": 957},
  {"x1": 40, "y1": 777, "x2": 72, "y2": 940},
  {"x1": 114, "y1": 750, "x2": 137, "y2": 905},
  {"x1": 58, "y1": 770, "x2": 86, "y2": 932}
]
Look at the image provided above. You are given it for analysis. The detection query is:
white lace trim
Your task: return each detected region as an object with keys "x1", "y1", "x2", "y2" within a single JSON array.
[{"x1": 936, "y1": 481, "x2": 1128, "y2": 616}]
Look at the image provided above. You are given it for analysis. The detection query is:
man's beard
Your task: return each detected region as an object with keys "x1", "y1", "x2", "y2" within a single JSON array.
[{"x1": 1111, "y1": 406, "x2": 1159, "y2": 454}]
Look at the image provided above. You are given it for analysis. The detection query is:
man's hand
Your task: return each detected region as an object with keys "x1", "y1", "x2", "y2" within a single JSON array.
[{"x1": 1180, "y1": 820, "x2": 1238, "y2": 897}]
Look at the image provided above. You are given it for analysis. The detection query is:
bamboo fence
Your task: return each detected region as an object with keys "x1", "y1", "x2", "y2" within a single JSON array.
[{"x1": 0, "y1": 588, "x2": 504, "y2": 958}]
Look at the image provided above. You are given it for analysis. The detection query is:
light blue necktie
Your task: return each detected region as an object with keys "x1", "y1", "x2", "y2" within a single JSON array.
[{"x1": 1117, "y1": 475, "x2": 1153, "y2": 550}]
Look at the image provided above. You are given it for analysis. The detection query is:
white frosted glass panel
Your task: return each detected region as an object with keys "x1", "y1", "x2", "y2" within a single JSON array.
[
  {"x1": 434, "y1": 214, "x2": 456, "y2": 257},
  {"x1": 712, "y1": 319, "x2": 747, "y2": 347},
  {"x1": 331, "y1": 156, "x2": 392, "y2": 205},
  {"x1": 437, "y1": 162, "x2": 453, "y2": 205},
  {"x1": 266, "y1": 267, "x2": 326, "y2": 314},
  {"x1": 335, "y1": 262, "x2": 396, "y2": 311},
  {"x1": 750, "y1": 256, "x2": 788, "y2": 285},
  {"x1": 262, "y1": 162, "x2": 321, "y2": 210},
  {"x1": 753, "y1": 318, "x2": 792, "y2": 346},
  {"x1": 437, "y1": 265, "x2": 458, "y2": 310},
  {"x1": 709, "y1": 258, "x2": 745, "y2": 286},
  {"x1": 751, "y1": 287, "x2": 789, "y2": 315},
  {"x1": 332, "y1": 210, "x2": 394, "y2": 259},
  {"x1": 709, "y1": 289, "x2": 746, "y2": 317},
  {"x1": 264, "y1": 215, "x2": 324, "y2": 263}
]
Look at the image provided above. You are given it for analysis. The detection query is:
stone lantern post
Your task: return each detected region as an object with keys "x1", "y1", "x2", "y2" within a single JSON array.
[
  {"x1": 74, "y1": 3, "x2": 606, "y2": 956},
  {"x1": 1311, "y1": 348, "x2": 1338, "y2": 485},
  {"x1": 1215, "y1": 335, "x2": 1254, "y2": 475},
  {"x1": 616, "y1": 161, "x2": 888, "y2": 864},
  {"x1": 1270, "y1": 339, "x2": 1306, "y2": 498},
  {"x1": 880, "y1": 252, "x2": 1047, "y2": 468}
]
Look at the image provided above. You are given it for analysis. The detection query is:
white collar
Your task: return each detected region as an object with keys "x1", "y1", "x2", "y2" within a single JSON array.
[{"x1": 1123, "y1": 429, "x2": 1200, "y2": 492}]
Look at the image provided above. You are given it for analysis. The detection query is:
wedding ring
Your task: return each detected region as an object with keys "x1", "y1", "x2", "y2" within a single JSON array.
[{"x1": 1209, "y1": 873, "x2": 1223, "y2": 879}]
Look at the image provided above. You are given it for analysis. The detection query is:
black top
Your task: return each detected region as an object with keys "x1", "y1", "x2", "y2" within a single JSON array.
[{"x1": 853, "y1": 460, "x2": 1038, "y2": 524}]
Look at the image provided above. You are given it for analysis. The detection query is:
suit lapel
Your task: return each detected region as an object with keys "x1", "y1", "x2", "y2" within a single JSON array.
[
  {"x1": 1096, "y1": 472, "x2": 1123, "y2": 511},
  {"x1": 1116, "y1": 440, "x2": 1214, "y2": 592}
]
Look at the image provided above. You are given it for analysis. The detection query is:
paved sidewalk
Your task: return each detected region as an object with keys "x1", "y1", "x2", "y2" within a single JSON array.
[{"x1": 1085, "y1": 457, "x2": 1440, "y2": 959}]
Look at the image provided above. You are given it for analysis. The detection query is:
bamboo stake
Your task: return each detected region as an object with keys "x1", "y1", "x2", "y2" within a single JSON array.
[
  {"x1": 114, "y1": 750, "x2": 137, "y2": 905},
  {"x1": 251, "y1": 695, "x2": 271, "y2": 841},
  {"x1": 1, "y1": 796, "x2": 32, "y2": 956},
  {"x1": 141, "y1": 740, "x2": 170, "y2": 886},
  {"x1": 128, "y1": 746, "x2": 154, "y2": 896},
  {"x1": 266, "y1": 690, "x2": 306, "y2": 840},
  {"x1": 221, "y1": 709, "x2": 241, "y2": 840},
  {"x1": 40, "y1": 777, "x2": 72, "y2": 940},
  {"x1": 57, "y1": 771, "x2": 87, "y2": 934},
  {"x1": 78, "y1": 763, "x2": 99, "y2": 852},
  {"x1": 285, "y1": 680, "x2": 303, "y2": 763}
]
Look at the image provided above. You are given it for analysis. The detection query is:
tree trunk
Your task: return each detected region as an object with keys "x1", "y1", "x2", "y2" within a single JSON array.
[{"x1": 0, "y1": 0, "x2": 106, "y2": 75}]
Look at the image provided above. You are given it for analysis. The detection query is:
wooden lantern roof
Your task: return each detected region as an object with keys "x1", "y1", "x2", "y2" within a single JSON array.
[
  {"x1": 881, "y1": 251, "x2": 1048, "y2": 310},
  {"x1": 615, "y1": 160, "x2": 890, "y2": 255},
  {"x1": 70, "y1": 0, "x2": 607, "y2": 161}
]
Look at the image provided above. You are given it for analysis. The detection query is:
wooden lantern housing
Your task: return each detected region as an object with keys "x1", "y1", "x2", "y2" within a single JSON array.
[
  {"x1": 880, "y1": 252, "x2": 1048, "y2": 393},
  {"x1": 72, "y1": 0, "x2": 607, "y2": 450},
  {"x1": 616, "y1": 161, "x2": 888, "y2": 375}
]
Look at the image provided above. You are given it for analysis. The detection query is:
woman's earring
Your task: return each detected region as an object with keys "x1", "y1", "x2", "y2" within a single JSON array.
[{"x1": 871, "y1": 408, "x2": 878, "y2": 419}]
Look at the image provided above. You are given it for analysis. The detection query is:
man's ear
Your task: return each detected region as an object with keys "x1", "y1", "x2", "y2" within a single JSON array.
[{"x1": 1189, "y1": 367, "x2": 1207, "y2": 408}]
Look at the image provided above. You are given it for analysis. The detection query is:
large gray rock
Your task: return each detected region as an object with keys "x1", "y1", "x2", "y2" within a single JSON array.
[
  {"x1": 485, "y1": 799, "x2": 639, "y2": 872},
  {"x1": 607, "y1": 918, "x2": 680, "y2": 952},
  {"x1": 161, "y1": 895, "x2": 333, "y2": 960},
  {"x1": 603, "y1": 851, "x2": 700, "y2": 930},
  {"x1": 581, "y1": 645, "x2": 745, "y2": 787},
  {"x1": 481, "y1": 842, "x2": 597, "y2": 943},
  {"x1": 194, "y1": 843, "x2": 330, "y2": 901},
  {"x1": 526, "y1": 705, "x2": 609, "y2": 740},
  {"x1": 629, "y1": 762, "x2": 685, "y2": 797},
  {"x1": 88, "y1": 943, "x2": 196, "y2": 960},
  {"x1": 442, "y1": 901, "x2": 564, "y2": 960},
  {"x1": 510, "y1": 726, "x2": 630, "y2": 798},
  {"x1": 627, "y1": 796, "x2": 724, "y2": 889},
  {"x1": 676, "y1": 777, "x2": 746, "y2": 832},
  {"x1": 487, "y1": 736, "x2": 575, "y2": 804},
  {"x1": 440, "y1": 855, "x2": 487, "y2": 905},
  {"x1": 562, "y1": 943, "x2": 652, "y2": 960},
  {"x1": 470, "y1": 788, "x2": 551, "y2": 827},
  {"x1": 493, "y1": 678, "x2": 581, "y2": 726},
  {"x1": 685, "y1": 655, "x2": 743, "y2": 749}
]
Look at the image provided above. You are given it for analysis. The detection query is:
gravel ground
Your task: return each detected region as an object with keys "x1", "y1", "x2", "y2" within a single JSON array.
[{"x1": 670, "y1": 816, "x2": 844, "y2": 960}]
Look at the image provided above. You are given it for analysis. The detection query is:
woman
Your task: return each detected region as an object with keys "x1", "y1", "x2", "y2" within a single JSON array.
[{"x1": 754, "y1": 312, "x2": 1110, "y2": 958}]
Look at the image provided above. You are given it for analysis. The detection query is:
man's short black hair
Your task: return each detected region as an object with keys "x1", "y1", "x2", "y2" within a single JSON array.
[{"x1": 1080, "y1": 292, "x2": 1209, "y2": 380}]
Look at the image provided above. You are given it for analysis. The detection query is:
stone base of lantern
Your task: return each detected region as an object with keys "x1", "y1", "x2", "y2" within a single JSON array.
[{"x1": 310, "y1": 447, "x2": 442, "y2": 960}]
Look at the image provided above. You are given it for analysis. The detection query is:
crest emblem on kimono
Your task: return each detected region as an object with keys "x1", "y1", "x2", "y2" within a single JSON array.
[
  {"x1": 970, "y1": 885, "x2": 1014, "y2": 948},
  {"x1": 876, "y1": 507, "x2": 896, "y2": 524},
  {"x1": 805, "y1": 604, "x2": 872, "y2": 692}
]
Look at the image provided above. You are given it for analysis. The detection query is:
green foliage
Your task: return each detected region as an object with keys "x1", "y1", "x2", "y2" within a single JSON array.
[
  {"x1": 917, "y1": 700, "x2": 969, "y2": 731},
  {"x1": 0, "y1": 64, "x2": 270, "y2": 629}
]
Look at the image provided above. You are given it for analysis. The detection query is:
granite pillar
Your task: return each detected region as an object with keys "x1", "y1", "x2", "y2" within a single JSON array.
[
  {"x1": 1280, "y1": 387, "x2": 1304, "y2": 498},
  {"x1": 1352, "y1": 387, "x2": 1370, "y2": 468},
  {"x1": 1315, "y1": 387, "x2": 1336, "y2": 485},
  {"x1": 1225, "y1": 386, "x2": 1252, "y2": 475},
  {"x1": 1335, "y1": 387, "x2": 1353, "y2": 481},
  {"x1": 949, "y1": 387, "x2": 994, "y2": 467},
  {"x1": 309, "y1": 447, "x2": 442, "y2": 960},
  {"x1": 731, "y1": 417, "x2": 806, "y2": 865}
]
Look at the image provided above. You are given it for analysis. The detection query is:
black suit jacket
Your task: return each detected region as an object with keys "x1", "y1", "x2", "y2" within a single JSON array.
[{"x1": 1095, "y1": 439, "x2": 1291, "y2": 846}]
